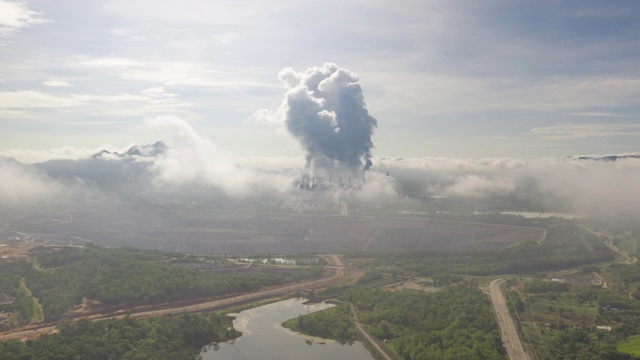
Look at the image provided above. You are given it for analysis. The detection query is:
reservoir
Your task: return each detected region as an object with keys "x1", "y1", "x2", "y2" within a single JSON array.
[{"x1": 200, "y1": 297, "x2": 374, "y2": 360}]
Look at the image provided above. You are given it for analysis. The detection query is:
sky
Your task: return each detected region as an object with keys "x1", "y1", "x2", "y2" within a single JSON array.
[{"x1": 1, "y1": 0, "x2": 640, "y2": 162}]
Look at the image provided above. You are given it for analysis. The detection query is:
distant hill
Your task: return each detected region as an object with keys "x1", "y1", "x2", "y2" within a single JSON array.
[
  {"x1": 91, "y1": 141, "x2": 168, "y2": 158},
  {"x1": 569, "y1": 154, "x2": 640, "y2": 161},
  {"x1": 33, "y1": 141, "x2": 168, "y2": 193}
]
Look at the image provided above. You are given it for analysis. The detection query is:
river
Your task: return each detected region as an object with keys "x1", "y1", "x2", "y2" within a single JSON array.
[{"x1": 200, "y1": 297, "x2": 374, "y2": 360}]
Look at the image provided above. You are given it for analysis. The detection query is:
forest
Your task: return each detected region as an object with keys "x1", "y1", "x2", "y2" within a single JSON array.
[
  {"x1": 282, "y1": 304, "x2": 358, "y2": 344},
  {"x1": 288, "y1": 284, "x2": 506, "y2": 359},
  {"x1": 0, "y1": 312, "x2": 239, "y2": 360},
  {"x1": 347, "y1": 285, "x2": 506, "y2": 359},
  {"x1": 23, "y1": 244, "x2": 321, "y2": 319},
  {"x1": 1, "y1": 222, "x2": 638, "y2": 359}
]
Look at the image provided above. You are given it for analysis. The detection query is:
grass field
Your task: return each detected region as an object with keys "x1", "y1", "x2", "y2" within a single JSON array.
[{"x1": 617, "y1": 334, "x2": 640, "y2": 356}]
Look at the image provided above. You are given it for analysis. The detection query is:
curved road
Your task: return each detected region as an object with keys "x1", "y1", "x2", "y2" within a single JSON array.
[
  {"x1": 581, "y1": 226, "x2": 638, "y2": 265},
  {"x1": 490, "y1": 279, "x2": 530, "y2": 360}
]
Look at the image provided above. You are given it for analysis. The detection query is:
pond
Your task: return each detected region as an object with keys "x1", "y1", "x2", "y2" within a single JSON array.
[
  {"x1": 200, "y1": 298, "x2": 373, "y2": 360},
  {"x1": 233, "y1": 256, "x2": 323, "y2": 265}
]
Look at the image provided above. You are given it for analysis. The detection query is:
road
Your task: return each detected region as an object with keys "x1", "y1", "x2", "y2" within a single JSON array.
[
  {"x1": 340, "y1": 201, "x2": 349, "y2": 216},
  {"x1": 490, "y1": 279, "x2": 530, "y2": 360},
  {"x1": 348, "y1": 302, "x2": 397, "y2": 360},
  {"x1": 581, "y1": 226, "x2": 638, "y2": 265},
  {"x1": 0, "y1": 255, "x2": 347, "y2": 342},
  {"x1": 604, "y1": 239, "x2": 638, "y2": 265},
  {"x1": 536, "y1": 228, "x2": 548, "y2": 245}
]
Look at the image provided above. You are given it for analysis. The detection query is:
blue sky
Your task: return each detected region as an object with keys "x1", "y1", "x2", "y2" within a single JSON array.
[{"x1": 1, "y1": 0, "x2": 639, "y2": 162}]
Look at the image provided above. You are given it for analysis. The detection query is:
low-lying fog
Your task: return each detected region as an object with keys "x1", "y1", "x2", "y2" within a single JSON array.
[{"x1": 2, "y1": 116, "x2": 639, "y2": 253}]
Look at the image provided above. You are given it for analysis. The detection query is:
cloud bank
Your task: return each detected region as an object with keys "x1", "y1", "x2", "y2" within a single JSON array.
[
  {"x1": 378, "y1": 156, "x2": 640, "y2": 222},
  {"x1": 144, "y1": 115, "x2": 294, "y2": 196},
  {"x1": 2, "y1": 115, "x2": 639, "y2": 224},
  {"x1": 0, "y1": 157, "x2": 63, "y2": 207}
]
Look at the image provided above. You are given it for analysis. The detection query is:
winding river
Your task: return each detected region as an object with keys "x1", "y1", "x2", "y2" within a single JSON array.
[{"x1": 200, "y1": 298, "x2": 373, "y2": 360}]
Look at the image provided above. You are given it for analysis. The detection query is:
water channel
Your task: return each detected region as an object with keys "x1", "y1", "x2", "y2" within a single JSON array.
[{"x1": 200, "y1": 297, "x2": 374, "y2": 360}]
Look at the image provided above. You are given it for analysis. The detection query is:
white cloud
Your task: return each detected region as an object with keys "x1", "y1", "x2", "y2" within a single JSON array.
[
  {"x1": 0, "y1": 90, "x2": 82, "y2": 107},
  {"x1": 0, "y1": 0, "x2": 50, "y2": 37},
  {"x1": 144, "y1": 115, "x2": 294, "y2": 196},
  {"x1": 529, "y1": 124, "x2": 640, "y2": 140},
  {"x1": 0, "y1": 158, "x2": 63, "y2": 207},
  {"x1": 43, "y1": 80, "x2": 72, "y2": 87},
  {"x1": 75, "y1": 55, "x2": 271, "y2": 89},
  {"x1": 249, "y1": 108, "x2": 284, "y2": 128},
  {"x1": 567, "y1": 112, "x2": 625, "y2": 118},
  {"x1": 0, "y1": 145, "x2": 116, "y2": 163},
  {"x1": 110, "y1": 27, "x2": 161, "y2": 42},
  {"x1": 443, "y1": 174, "x2": 516, "y2": 198},
  {"x1": 213, "y1": 33, "x2": 244, "y2": 45},
  {"x1": 0, "y1": 89, "x2": 185, "y2": 113},
  {"x1": 366, "y1": 72, "x2": 640, "y2": 119},
  {"x1": 100, "y1": 0, "x2": 282, "y2": 25},
  {"x1": 140, "y1": 86, "x2": 176, "y2": 98},
  {"x1": 378, "y1": 155, "x2": 640, "y2": 221}
]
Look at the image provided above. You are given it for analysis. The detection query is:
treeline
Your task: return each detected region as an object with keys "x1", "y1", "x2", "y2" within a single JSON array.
[
  {"x1": 524, "y1": 280, "x2": 570, "y2": 293},
  {"x1": 346, "y1": 286, "x2": 506, "y2": 359},
  {"x1": 546, "y1": 326, "x2": 634, "y2": 359},
  {"x1": 26, "y1": 244, "x2": 322, "y2": 319},
  {"x1": 0, "y1": 313, "x2": 239, "y2": 360},
  {"x1": 347, "y1": 225, "x2": 613, "y2": 276},
  {"x1": 356, "y1": 270, "x2": 383, "y2": 285},
  {"x1": 283, "y1": 305, "x2": 357, "y2": 344},
  {"x1": 31, "y1": 245, "x2": 173, "y2": 268}
]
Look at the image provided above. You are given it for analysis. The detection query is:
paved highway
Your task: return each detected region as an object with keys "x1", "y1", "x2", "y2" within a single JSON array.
[{"x1": 490, "y1": 279, "x2": 530, "y2": 360}]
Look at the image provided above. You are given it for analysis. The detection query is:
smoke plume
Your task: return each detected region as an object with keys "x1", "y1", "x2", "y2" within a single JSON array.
[{"x1": 277, "y1": 63, "x2": 377, "y2": 176}]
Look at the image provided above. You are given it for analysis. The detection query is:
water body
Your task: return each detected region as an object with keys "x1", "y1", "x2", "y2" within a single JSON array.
[
  {"x1": 233, "y1": 256, "x2": 322, "y2": 265},
  {"x1": 499, "y1": 211, "x2": 582, "y2": 219},
  {"x1": 200, "y1": 298, "x2": 373, "y2": 360}
]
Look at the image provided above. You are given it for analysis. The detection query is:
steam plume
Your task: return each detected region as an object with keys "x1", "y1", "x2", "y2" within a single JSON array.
[{"x1": 278, "y1": 63, "x2": 377, "y2": 175}]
